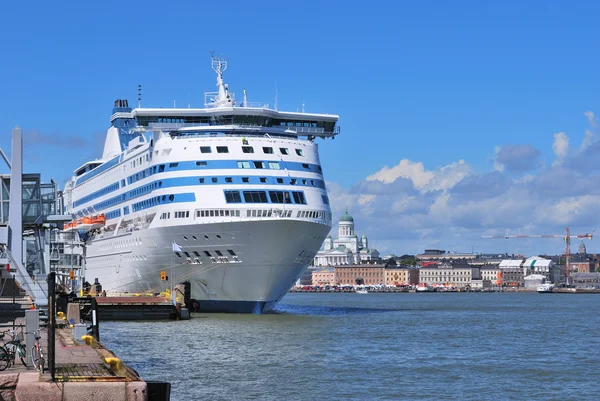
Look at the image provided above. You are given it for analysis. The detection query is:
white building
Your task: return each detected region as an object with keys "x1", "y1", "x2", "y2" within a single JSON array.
[{"x1": 313, "y1": 208, "x2": 380, "y2": 266}]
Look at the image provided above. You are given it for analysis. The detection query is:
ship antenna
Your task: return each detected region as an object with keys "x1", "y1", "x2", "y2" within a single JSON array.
[
  {"x1": 138, "y1": 84, "x2": 142, "y2": 108},
  {"x1": 243, "y1": 88, "x2": 248, "y2": 108},
  {"x1": 274, "y1": 82, "x2": 278, "y2": 111},
  {"x1": 209, "y1": 52, "x2": 232, "y2": 107}
]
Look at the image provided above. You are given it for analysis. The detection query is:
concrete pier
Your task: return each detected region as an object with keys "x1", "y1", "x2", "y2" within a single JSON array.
[{"x1": 0, "y1": 326, "x2": 168, "y2": 400}]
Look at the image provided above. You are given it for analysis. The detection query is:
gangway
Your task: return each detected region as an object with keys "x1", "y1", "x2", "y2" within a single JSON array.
[{"x1": 0, "y1": 244, "x2": 48, "y2": 307}]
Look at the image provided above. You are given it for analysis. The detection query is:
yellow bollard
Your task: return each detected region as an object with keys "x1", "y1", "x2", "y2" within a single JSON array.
[
  {"x1": 81, "y1": 335, "x2": 94, "y2": 345},
  {"x1": 104, "y1": 357, "x2": 123, "y2": 372}
]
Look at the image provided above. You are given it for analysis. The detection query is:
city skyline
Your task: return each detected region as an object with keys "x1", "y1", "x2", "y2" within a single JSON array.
[{"x1": 2, "y1": 0, "x2": 600, "y2": 256}]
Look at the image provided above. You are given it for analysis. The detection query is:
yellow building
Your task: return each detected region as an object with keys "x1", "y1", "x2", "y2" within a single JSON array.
[
  {"x1": 334, "y1": 265, "x2": 385, "y2": 286},
  {"x1": 311, "y1": 268, "x2": 336, "y2": 286},
  {"x1": 385, "y1": 268, "x2": 419, "y2": 286}
]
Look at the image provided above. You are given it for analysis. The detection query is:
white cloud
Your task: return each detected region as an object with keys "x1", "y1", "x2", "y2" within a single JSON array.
[
  {"x1": 366, "y1": 159, "x2": 434, "y2": 188},
  {"x1": 552, "y1": 132, "x2": 569, "y2": 165},
  {"x1": 325, "y1": 116, "x2": 600, "y2": 256}
]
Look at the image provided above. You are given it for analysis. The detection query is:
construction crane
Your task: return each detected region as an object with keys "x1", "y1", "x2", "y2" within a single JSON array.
[{"x1": 481, "y1": 227, "x2": 594, "y2": 284}]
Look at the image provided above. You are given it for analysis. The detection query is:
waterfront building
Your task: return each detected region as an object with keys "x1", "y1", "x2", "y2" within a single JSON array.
[
  {"x1": 384, "y1": 267, "x2": 419, "y2": 286},
  {"x1": 416, "y1": 249, "x2": 477, "y2": 262},
  {"x1": 500, "y1": 268, "x2": 524, "y2": 287},
  {"x1": 334, "y1": 264, "x2": 385, "y2": 286},
  {"x1": 523, "y1": 274, "x2": 547, "y2": 289},
  {"x1": 418, "y1": 262, "x2": 481, "y2": 289},
  {"x1": 312, "y1": 267, "x2": 336, "y2": 286},
  {"x1": 570, "y1": 272, "x2": 600, "y2": 288},
  {"x1": 313, "y1": 209, "x2": 380, "y2": 266},
  {"x1": 523, "y1": 256, "x2": 553, "y2": 277},
  {"x1": 481, "y1": 266, "x2": 502, "y2": 287}
]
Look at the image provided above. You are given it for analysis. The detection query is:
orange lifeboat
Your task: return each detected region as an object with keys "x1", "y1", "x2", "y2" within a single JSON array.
[
  {"x1": 78, "y1": 217, "x2": 94, "y2": 231},
  {"x1": 90, "y1": 214, "x2": 106, "y2": 229},
  {"x1": 63, "y1": 221, "x2": 78, "y2": 232}
]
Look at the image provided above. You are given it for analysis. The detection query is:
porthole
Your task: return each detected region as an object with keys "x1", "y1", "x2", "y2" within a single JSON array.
[
  {"x1": 183, "y1": 236, "x2": 188, "y2": 241},
  {"x1": 204, "y1": 235, "x2": 209, "y2": 240},
  {"x1": 216, "y1": 234, "x2": 221, "y2": 239},
  {"x1": 192, "y1": 235, "x2": 197, "y2": 240}
]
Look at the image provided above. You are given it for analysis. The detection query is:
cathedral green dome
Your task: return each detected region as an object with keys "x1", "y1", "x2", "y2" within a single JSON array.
[{"x1": 339, "y1": 207, "x2": 354, "y2": 223}]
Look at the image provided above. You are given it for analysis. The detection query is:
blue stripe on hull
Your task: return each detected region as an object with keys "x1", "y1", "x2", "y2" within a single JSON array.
[{"x1": 195, "y1": 300, "x2": 278, "y2": 314}]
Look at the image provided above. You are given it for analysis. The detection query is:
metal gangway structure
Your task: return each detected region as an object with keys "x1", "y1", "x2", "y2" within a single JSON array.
[{"x1": 0, "y1": 127, "x2": 72, "y2": 310}]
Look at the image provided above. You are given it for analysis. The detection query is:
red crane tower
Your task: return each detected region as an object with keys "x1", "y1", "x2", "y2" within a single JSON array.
[{"x1": 481, "y1": 227, "x2": 594, "y2": 284}]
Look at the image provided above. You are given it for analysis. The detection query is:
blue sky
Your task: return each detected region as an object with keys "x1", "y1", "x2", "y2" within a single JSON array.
[{"x1": 2, "y1": 0, "x2": 600, "y2": 256}]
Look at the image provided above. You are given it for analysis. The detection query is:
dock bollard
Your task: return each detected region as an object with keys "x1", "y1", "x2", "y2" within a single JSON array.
[{"x1": 104, "y1": 357, "x2": 123, "y2": 372}]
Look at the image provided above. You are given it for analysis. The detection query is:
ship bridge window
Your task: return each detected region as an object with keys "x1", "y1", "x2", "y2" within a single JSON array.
[
  {"x1": 212, "y1": 177, "x2": 218, "y2": 183},
  {"x1": 302, "y1": 163, "x2": 310, "y2": 169},
  {"x1": 217, "y1": 146, "x2": 229, "y2": 153},
  {"x1": 279, "y1": 148, "x2": 289, "y2": 155},
  {"x1": 276, "y1": 178, "x2": 284, "y2": 184},
  {"x1": 268, "y1": 162, "x2": 280, "y2": 170},
  {"x1": 196, "y1": 161, "x2": 208, "y2": 167},
  {"x1": 292, "y1": 191, "x2": 307, "y2": 204},
  {"x1": 242, "y1": 177, "x2": 250, "y2": 183},
  {"x1": 243, "y1": 191, "x2": 268, "y2": 203},
  {"x1": 169, "y1": 163, "x2": 179, "y2": 168},
  {"x1": 200, "y1": 146, "x2": 212, "y2": 153},
  {"x1": 199, "y1": 178, "x2": 205, "y2": 184},
  {"x1": 225, "y1": 190, "x2": 242, "y2": 203},
  {"x1": 269, "y1": 191, "x2": 285, "y2": 203},
  {"x1": 263, "y1": 147, "x2": 273, "y2": 154},
  {"x1": 260, "y1": 177, "x2": 267, "y2": 183},
  {"x1": 225, "y1": 177, "x2": 233, "y2": 183},
  {"x1": 295, "y1": 149, "x2": 304, "y2": 156},
  {"x1": 321, "y1": 195, "x2": 330, "y2": 205},
  {"x1": 242, "y1": 146, "x2": 254, "y2": 153},
  {"x1": 237, "y1": 161, "x2": 250, "y2": 169},
  {"x1": 159, "y1": 165, "x2": 165, "y2": 172},
  {"x1": 253, "y1": 161, "x2": 265, "y2": 169}
]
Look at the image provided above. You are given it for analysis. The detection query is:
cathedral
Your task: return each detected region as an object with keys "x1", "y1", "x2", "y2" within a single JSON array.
[{"x1": 313, "y1": 208, "x2": 380, "y2": 266}]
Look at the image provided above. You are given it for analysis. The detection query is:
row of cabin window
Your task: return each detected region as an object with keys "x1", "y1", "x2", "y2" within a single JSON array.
[
  {"x1": 128, "y1": 165, "x2": 159, "y2": 185},
  {"x1": 132, "y1": 194, "x2": 175, "y2": 212},
  {"x1": 176, "y1": 249, "x2": 237, "y2": 258},
  {"x1": 105, "y1": 209, "x2": 121, "y2": 220},
  {"x1": 198, "y1": 145, "x2": 303, "y2": 156},
  {"x1": 174, "y1": 211, "x2": 189, "y2": 218},
  {"x1": 196, "y1": 209, "x2": 241, "y2": 218},
  {"x1": 247, "y1": 209, "x2": 293, "y2": 218},
  {"x1": 297, "y1": 210, "x2": 325, "y2": 219},
  {"x1": 74, "y1": 182, "x2": 120, "y2": 208},
  {"x1": 202, "y1": 176, "x2": 324, "y2": 188},
  {"x1": 224, "y1": 190, "x2": 306, "y2": 204}
]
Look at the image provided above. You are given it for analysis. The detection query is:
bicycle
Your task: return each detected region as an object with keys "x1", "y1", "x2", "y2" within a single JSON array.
[
  {"x1": 27, "y1": 330, "x2": 45, "y2": 373},
  {"x1": 0, "y1": 329, "x2": 27, "y2": 370}
]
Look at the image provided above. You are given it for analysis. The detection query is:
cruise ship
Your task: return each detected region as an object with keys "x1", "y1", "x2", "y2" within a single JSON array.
[{"x1": 62, "y1": 55, "x2": 338, "y2": 313}]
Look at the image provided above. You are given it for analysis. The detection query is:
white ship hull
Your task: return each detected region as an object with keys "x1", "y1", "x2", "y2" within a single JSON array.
[{"x1": 85, "y1": 219, "x2": 330, "y2": 313}]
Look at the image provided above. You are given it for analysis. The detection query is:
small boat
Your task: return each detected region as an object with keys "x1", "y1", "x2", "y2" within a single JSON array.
[
  {"x1": 416, "y1": 285, "x2": 432, "y2": 292},
  {"x1": 537, "y1": 283, "x2": 554, "y2": 293},
  {"x1": 78, "y1": 217, "x2": 94, "y2": 231},
  {"x1": 90, "y1": 214, "x2": 106, "y2": 229},
  {"x1": 355, "y1": 288, "x2": 368, "y2": 294},
  {"x1": 63, "y1": 220, "x2": 81, "y2": 232}
]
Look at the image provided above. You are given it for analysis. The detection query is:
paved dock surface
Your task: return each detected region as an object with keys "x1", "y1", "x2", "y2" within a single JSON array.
[{"x1": 0, "y1": 326, "x2": 148, "y2": 400}]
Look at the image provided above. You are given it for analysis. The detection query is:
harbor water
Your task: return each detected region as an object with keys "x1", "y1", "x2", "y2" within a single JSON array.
[{"x1": 100, "y1": 292, "x2": 600, "y2": 400}]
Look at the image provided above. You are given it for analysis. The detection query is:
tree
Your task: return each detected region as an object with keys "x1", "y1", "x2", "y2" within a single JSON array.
[{"x1": 596, "y1": 267, "x2": 600, "y2": 273}]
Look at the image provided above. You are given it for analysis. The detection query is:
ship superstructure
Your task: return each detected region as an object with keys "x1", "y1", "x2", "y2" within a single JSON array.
[{"x1": 62, "y1": 55, "x2": 339, "y2": 313}]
